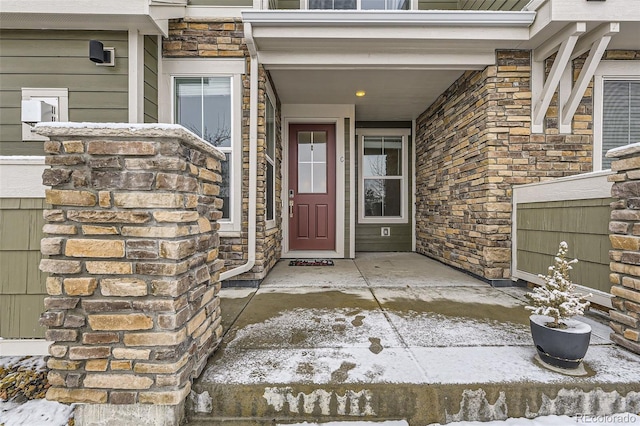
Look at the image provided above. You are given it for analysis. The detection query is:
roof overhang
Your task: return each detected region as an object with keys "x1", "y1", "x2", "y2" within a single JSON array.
[
  {"x1": 243, "y1": 10, "x2": 536, "y2": 120},
  {"x1": 0, "y1": 0, "x2": 187, "y2": 36},
  {"x1": 244, "y1": 10, "x2": 536, "y2": 67},
  {"x1": 525, "y1": 0, "x2": 640, "y2": 50}
]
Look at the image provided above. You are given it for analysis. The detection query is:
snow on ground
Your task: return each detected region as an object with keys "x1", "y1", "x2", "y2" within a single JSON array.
[
  {"x1": 0, "y1": 356, "x2": 46, "y2": 371},
  {"x1": 0, "y1": 398, "x2": 74, "y2": 426},
  {"x1": 1, "y1": 356, "x2": 73, "y2": 426}
]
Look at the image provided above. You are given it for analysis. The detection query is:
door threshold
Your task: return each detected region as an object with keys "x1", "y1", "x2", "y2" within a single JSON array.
[{"x1": 282, "y1": 250, "x2": 342, "y2": 259}]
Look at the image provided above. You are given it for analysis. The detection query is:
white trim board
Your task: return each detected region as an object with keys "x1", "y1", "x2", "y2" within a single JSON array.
[
  {"x1": 0, "y1": 339, "x2": 50, "y2": 356},
  {"x1": 281, "y1": 104, "x2": 355, "y2": 259},
  {"x1": 512, "y1": 170, "x2": 614, "y2": 204},
  {"x1": 0, "y1": 156, "x2": 47, "y2": 198}
]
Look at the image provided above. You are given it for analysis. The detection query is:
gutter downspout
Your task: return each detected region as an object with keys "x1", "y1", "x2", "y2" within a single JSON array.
[{"x1": 220, "y1": 22, "x2": 258, "y2": 281}]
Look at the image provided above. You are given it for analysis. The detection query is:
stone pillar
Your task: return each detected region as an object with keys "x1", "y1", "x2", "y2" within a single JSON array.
[
  {"x1": 36, "y1": 124, "x2": 225, "y2": 425},
  {"x1": 607, "y1": 142, "x2": 640, "y2": 355}
]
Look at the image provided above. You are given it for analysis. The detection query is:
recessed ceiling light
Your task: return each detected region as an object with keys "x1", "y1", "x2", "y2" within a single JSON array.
[{"x1": 355, "y1": 90, "x2": 366, "y2": 97}]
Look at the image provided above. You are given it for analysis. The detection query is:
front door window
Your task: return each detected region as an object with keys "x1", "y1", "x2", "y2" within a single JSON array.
[{"x1": 297, "y1": 131, "x2": 327, "y2": 193}]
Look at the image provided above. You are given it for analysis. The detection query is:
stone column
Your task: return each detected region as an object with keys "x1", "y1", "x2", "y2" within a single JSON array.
[
  {"x1": 36, "y1": 124, "x2": 225, "y2": 425},
  {"x1": 607, "y1": 142, "x2": 640, "y2": 355}
]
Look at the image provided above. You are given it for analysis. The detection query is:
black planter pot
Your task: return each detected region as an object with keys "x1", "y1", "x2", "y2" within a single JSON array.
[{"x1": 529, "y1": 315, "x2": 591, "y2": 369}]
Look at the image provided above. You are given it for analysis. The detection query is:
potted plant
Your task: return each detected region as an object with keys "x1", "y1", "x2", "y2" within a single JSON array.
[{"x1": 525, "y1": 241, "x2": 592, "y2": 370}]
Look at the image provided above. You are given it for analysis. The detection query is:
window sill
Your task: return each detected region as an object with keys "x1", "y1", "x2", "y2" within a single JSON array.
[{"x1": 358, "y1": 217, "x2": 408, "y2": 225}]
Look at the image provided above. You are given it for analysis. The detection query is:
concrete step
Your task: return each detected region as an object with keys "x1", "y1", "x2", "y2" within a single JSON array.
[{"x1": 186, "y1": 345, "x2": 640, "y2": 425}]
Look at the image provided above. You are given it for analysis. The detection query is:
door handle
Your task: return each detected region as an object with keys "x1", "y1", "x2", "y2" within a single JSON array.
[{"x1": 289, "y1": 200, "x2": 294, "y2": 218}]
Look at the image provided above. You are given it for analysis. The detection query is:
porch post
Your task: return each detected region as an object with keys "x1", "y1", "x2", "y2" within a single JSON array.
[
  {"x1": 37, "y1": 123, "x2": 225, "y2": 425},
  {"x1": 606, "y1": 142, "x2": 640, "y2": 355}
]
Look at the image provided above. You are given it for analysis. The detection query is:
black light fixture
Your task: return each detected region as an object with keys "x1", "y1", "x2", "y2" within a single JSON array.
[{"x1": 89, "y1": 40, "x2": 115, "y2": 66}]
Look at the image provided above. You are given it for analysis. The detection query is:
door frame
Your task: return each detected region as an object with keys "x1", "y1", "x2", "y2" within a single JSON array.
[{"x1": 281, "y1": 104, "x2": 355, "y2": 259}]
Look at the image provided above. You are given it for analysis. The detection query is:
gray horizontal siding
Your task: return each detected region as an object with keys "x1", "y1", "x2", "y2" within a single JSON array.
[
  {"x1": 516, "y1": 198, "x2": 613, "y2": 293},
  {"x1": 0, "y1": 30, "x2": 128, "y2": 156}
]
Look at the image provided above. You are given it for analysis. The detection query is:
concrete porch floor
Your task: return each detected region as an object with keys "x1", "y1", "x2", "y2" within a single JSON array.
[{"x1": 187, "y1": 253, "x2": 640, "y2": 425}]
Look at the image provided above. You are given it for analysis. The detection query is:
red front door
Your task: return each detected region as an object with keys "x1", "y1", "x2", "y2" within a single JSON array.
[{"x1": 288, "y1": 124, "x2": 336, "y2": 251}]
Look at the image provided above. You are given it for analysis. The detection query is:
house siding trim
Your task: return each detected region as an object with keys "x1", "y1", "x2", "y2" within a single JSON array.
[{"x1": 0, "y1": 156, "x2": 47, "y2": 198}]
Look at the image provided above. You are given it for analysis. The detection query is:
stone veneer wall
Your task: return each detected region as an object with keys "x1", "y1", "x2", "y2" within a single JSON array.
[
  {"x1": 415, "y1": 50, "x2": 594, "y2": 283},
  {"x1": 164, "y1": 19, "x2": 283, "y2": 284},
  {"x1": 607, "y1": 143, "x2": 640, "y2": 355},
  {"x1": 36, "y1": 124, "x2": 225, "y2": 424}
]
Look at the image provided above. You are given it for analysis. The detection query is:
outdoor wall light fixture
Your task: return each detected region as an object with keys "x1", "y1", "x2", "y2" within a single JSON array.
[
  {"x1": 89, "y1": 40, "x2": 115, "y2": 66},
  {"x1": 355, "y1": 90, "x2": 366, "y2": 97}
]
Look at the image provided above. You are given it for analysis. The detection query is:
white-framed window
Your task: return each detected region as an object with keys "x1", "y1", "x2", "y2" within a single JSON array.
[
  {"x1": 161, "y1": 59, "x2": 245, "y2": 233},
  {"x1": 307, "y1": 0, "x2": 408, "y2": 9},
  {"x1": 357, "y1": 128, "x2": 409, "y2": 224},
  {"x1": 593, "y1": 61, "x2": 640, "y2": 171},
  {"x1": 265, "y1": 84, "x2": 277, "y2": 229},
  {"x1": 601, "y1": 80, "x2": 640, "y2": 169}
]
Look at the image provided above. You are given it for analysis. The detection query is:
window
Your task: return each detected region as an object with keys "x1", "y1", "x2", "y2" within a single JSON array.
[
  {"x1": 593, "y1": 61, "x2": 640, "y2": 171},
  {"x1": 175, "y1": 77, "x2": 232, "y2": 219},
  {"x1": 163, "y1": 58, "x2": 245, "y2": 233},
  {"x1": 358, "y1": 129, "x2": 409, "y2": 223},
  {"x1": 601, "y1": 80, "x2": 640, "y2": 169},
  {"x1": 361, "y1": 0, "x2": 409, "y2": 9},
  {"x1": 266, "y1": 91, "x2": 276, "y2": 227},
  {"x1": 309, "y1": 0, "x2": 408, "y2": 9},
  {"x1": 310, "y1": 0, "x2": 356, "y2": 8}
]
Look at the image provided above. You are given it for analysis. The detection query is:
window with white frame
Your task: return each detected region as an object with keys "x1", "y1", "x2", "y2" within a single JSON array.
[
  {"x1": 594, "y1": 61, "x2": 640, "y2": 171},
  {"x1": 358, "y1": 129, "x2": 409, "y2": 223},
  {"x1": 163, "y1": 58, "x2": 245, "y2": 233},
  {"x1": 309, "y1": 0, "x2": 408, "y2": 9},
  {"x1": 601, "y1": 80, "x2": 640, "y2": 169},
  {"x1": 175, "y1": 77, "x2": 232, "y2": 219},
  {"x1": 265, "y1": 91, "x2": 276, "y2": 227}
]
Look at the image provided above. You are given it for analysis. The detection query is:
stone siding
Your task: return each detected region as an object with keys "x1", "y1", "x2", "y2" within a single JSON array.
[
  {"x1": 37, "y1": 125, "x2": 225, "y2": 419},
  {"x1": 607, "y1": 143, "x2": 640, "y2": 355},
  {"x1": 415, "y1": 50, "x2": 594, "y2": 282},
  {"x1": 164, "y1": 19, "x2": 282, "y2": 283}
]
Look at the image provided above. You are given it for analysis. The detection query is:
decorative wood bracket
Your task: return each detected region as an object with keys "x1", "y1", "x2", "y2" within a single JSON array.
[
  {"x1": 532, "y1": 22, "x2": 620, "y2": 134},
  {"x1": 560, "y1": 22, "x2": 619, "y2": 129},
  {"x1": 531, "y1": 22, "x2": 586, "y2": 134}
]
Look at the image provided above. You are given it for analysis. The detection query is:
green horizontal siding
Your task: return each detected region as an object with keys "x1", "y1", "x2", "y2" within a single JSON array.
[
  {"x1": 516, "y1": 198, "x2": 613, "y2": 293},
  {"x1": 0, "y1": 295, "x2": 46, "y2": 339},
  {"x1": 144, "y1": 35, "x2": 159, "y2": 124},
  {"x1": 0, "y1": 198, "x2": 48, "y2": 338},
  {"x1": 356, "y1": 224, "x2": 412, "y2": 252},
  {"x1": 0, "y1": 30, "x2": 128, "y2": 156}
]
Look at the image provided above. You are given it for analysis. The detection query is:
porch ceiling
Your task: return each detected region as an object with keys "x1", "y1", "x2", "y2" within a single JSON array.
[{"x1": 270, "y1": 68, "x2": 464, "y2": 121}]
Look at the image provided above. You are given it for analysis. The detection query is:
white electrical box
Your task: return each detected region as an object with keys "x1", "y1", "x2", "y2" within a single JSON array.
[{"x1": 21, "y1": 99, "x2": 56, "y2": 124}]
